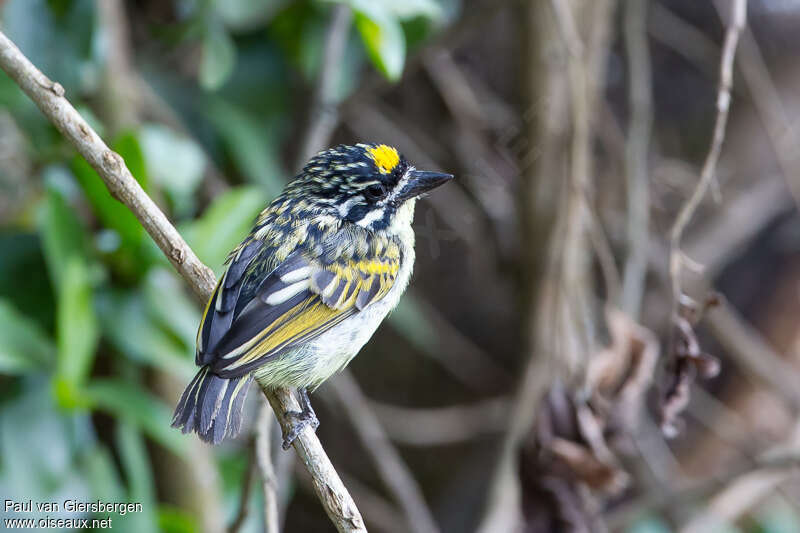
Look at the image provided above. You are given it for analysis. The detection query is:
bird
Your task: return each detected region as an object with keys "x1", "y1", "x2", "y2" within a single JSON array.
[{"x1": 172, "y1": 143, "x2": 453, "y2": 447}]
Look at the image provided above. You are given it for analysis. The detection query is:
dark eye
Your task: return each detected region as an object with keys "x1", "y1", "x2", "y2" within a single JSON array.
[{"x1": 363, "y1": 184, "x2": 385, "y2": 201}]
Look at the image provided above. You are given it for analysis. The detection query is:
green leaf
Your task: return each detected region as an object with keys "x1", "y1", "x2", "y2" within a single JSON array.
[
  {"x1": 85, "y1": 379, "x2": 187, "y2": 456},
  {"x1": 200, "y1": 23, "x2": 236, "y2": 90},
  {"x1": 139, "y1": 124, "x2": 206, "y2": 217},
  {"x1": 0, "y1": 299, "x2": 54, "y2": 375},
  {"x1": 158, "y1": 506, "x2": 199, "y2": 533},
  {"x1": 143, "y1": 269, "x2": 201, "y2": 351},
  {"x1": 348, "y1": 1, "x2": 406, "y2": 80},
  {"x1": 2, "y1": 0, "x2": 95, "y2": 95},
  {"x1": 37, "y1": 186, "x2": 90, "y2": 290},
  {"x1": 115, "y1": 422, "x2": 156, "y2": 503},
  {"x1": 71, "y1": 157, "x2": 143, "y2": 250},
  {"x1": 54, "y1": 256, "x2": 99, "y2": 406},
  {"x1": 72, "y1": 131, "x2": 154, "y2": 277},
  {"x1": 214, "y1": 0, "x2": 288, "y2": 30},
  {"x1": 205, "y1": 99, "x2": 284, "y2": 197},
  {"x1": 114, "y1": 130, "x2": 150, "y2": 191},
  {"x1": 96, "y1": 290, "x2": 196, "y2": 381},
  {"x1": 384, "y1": 0, "x2": 443, "y2": 21},
  {"x1": 83, "y1": 444, "x2": 125, "y2": 501},
  {"x1": 0, "y1": 233, "x2": 55, "y2": 332},
  {"x1": 0, "y1": 382, "x2": 94, "y2": 500},
  {"x1": 183, "y1": 185, "x2": 266, "y2": 271}
]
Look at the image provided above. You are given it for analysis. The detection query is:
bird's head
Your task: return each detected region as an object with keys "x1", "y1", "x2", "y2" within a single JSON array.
[{"x1": 289, "y1": 143, "x2": 453, "y2": 231}]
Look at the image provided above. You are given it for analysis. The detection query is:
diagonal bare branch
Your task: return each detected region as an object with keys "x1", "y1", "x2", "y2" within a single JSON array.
[{"x1": 0, "y1": 29, "x2": 366, "y2": 533}]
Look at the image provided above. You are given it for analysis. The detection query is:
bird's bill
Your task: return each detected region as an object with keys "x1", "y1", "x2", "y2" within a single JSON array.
[{"x1": 396, "y1": 170, "x2": 454, "y2": 202}]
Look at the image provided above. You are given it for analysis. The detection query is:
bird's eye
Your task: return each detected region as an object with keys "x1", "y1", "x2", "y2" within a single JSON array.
[{"x1": 363, "y1": 184, "x2": 385, "y2": 201}]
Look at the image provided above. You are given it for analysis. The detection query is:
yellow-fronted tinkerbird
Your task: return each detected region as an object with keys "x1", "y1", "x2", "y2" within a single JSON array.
[{"x1": 172, "y1": 143, "x2": 453, "y2": 447}]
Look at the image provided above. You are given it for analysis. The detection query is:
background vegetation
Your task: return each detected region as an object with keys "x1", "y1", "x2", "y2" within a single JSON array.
[{"x1": 1, "y1": 0, "x2": 800, "y2": 532}]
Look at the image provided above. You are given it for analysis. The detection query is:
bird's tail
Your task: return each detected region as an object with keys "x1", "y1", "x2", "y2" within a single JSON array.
[{"x1": 171, "y1": 366, "x2": 253, "y2": 444}]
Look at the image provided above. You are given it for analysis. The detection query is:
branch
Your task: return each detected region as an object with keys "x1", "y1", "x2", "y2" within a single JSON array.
[
  {"x1": 227, "y1": 441, "x2": 257, "y2": 533},
  {"x1": 326, "y1": 372, "x2": 440, "y2": 533},
  {"x1": 371, "y1": 397, "x2": 509, "y2": 446},
  {"x1": 621, "y1": 0, "x2": 653, "y2": 318},
  {"x1": 255, "y1": 402, "x2": 281, "y2": 533},
  {"x1": 661, "y1": 0, "x2": 747, "y2": 436},
  {"x1": 0, "y1": 30, "x2": 366, "y2": 533},
  {"x1": 668, "y1": 0, "x2": 746, "y2": 302}
]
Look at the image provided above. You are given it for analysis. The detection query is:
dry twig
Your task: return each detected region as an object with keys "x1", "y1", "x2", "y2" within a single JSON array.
[
  {"x1": 0, "y1": 30, "x2": 366, "y2": 533},
  {"x1": 227, "y1": 442, "x2": 257, "y2": 533},
  {"x1": 255, "y1": 403, "x2": 281, "y2": 533},
  {"x1": 621, "y1": 0, "x2": 653, "y2": 318},
  {"x1": 327, "y1": 372, "x2": 440, "y2": 533},
  {"x1": 662, "y1": 0, "x2": 747, "y2": 436}
]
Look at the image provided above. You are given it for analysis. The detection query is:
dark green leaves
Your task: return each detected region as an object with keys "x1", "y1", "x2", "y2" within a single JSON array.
[
  {"x1": 0, "y1": 299, "x2": 54, "y2": 375},
  {"x1": 352, "y1": 4, "x2": 406, "y2": 81},
  {"x1": 53, "y1": 256, "x2": 99, "y2": 406},
  {"x1": 85, "y1": 379, "x2": 187, "y2": 456},
  {"x1": 183, "y1": 185, "x2": 267, "y2": 271},
  {"x1": 336, "y1": 0, "x2": 445, "y2": 81},
  {"x1": 37, "y1": 186, "x2": 100, "y2": 407},
  {"x1": 200, "y1": 22, "x2": 237, "y2": 91},
  {"x1": 71, "y1": 131, "x2": 148, "y2": 246}
]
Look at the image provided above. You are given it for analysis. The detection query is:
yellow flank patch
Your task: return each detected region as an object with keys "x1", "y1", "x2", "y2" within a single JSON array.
[
  {"x1": 333, "y1": 258, "x2": 397, "y2": 277},
  {"x1": 367, "y1": 144, "x2": 400, "y2": 174}
]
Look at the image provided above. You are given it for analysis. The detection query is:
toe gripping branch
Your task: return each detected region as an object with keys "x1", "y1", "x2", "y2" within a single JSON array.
[{"x1": 281, "y1": 388, "x2": 320, "y2": 449}]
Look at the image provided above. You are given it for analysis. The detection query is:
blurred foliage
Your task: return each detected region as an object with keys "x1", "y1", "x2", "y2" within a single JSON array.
[
  {"x1": 0, "y1": 0, "x2": 449, "y2": 531},
  {"x1": 2, "y1": 0, "x2": 800, "y2": 531}
]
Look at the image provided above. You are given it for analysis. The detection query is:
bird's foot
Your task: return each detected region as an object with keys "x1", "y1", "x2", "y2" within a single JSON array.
[{"x1": 281, "y1": 388, "x2": 320, "y2": 450}]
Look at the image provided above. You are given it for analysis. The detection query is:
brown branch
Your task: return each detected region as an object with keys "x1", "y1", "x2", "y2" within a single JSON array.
[
  {"x1": 668, "y1": 0, "x2": 746, "y2": 304},
  {"x1": 0, "y1": 29, "x2": 366, "y2": 533},
  {"x1": 620, "y1": 0, "x2": 653, "y2": 318},
  {"x1": 0, "y1": 31, "x2": 217, "y2": 301},
  {"x1": 227, "y1": 441, "x2": 257, "y2": 533},
  {"x1": 371, "y1": 397, "x2": 509, "y2": 446},
  {"x1": 326, "y1": 372, "x2": 440, "y2": 533},
  {"x1": 661, "y1": 0, "x2": 747, "y2": 436},
  {"x1": 255, "y1": 402, "x2": 281, "y2": 533}
]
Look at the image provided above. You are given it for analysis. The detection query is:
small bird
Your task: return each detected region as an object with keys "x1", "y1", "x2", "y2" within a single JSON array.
[{"x1": 172, "y1": 143, "x2": 452, "y2": 447}]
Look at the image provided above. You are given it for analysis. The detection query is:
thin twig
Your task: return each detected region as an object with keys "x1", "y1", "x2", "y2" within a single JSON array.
[
  {"x1": 621, "y1": 0, "x2": 653, "y2": 318},
  {"x1": 95, "y1": 0, "x2": 138, "y2": 133},
  {"x1": 661, "y1": 0, "x2": 746, "y2": 435},
  {"x1": 327, "y1": 372, "x2": 440, "y2": 533},
  {"x1": 228, "y1": 443, "x2": 257, "y2": 533},
  {"x1": 705, "y1": 302, "x2": 800, "y2": 410},
  {"x1": 371, "y1": 397, "x2": 509, "y2": 446},
  {"x1": 607, "y1": 447, "x2": 800, "y2": 529},
  {"x1": 0, "y1": 31, "x2": 217, "y2": 301},
  {"x1": 294, "y1": 465, "x2": 408, "y2": 533},
  {"x1": 668, "y1": 0, "x2": 746, "y2": 306},
  {"x1": 0, "y1": 30, "x2": 366, "y2": 533},
  {"x1": 256, "y1": 402, "x2": 281, "y2": 533}
]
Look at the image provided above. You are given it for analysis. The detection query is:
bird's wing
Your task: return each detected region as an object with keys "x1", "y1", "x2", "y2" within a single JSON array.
[{"x1": 197, "y1": 235, "x2": 402, "y2": 377}]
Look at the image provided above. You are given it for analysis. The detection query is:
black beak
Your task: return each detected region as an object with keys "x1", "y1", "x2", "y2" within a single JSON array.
[{"x1": 397, "y1": 170, "x2": 454, "y2": 202}]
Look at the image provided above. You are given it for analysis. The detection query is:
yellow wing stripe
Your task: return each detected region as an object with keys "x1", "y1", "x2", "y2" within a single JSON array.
[
  {"x1": 222, "y1": 300, "x2": 344, "y2": 370},
  {"x1": 212, "y1": 239, "x2": 403, "y2": 373}
]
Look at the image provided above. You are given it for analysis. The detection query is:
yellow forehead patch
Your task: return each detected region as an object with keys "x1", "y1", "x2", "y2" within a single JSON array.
[{"x1": 366, "y1": 144, "x2": 400, "y2": 174}]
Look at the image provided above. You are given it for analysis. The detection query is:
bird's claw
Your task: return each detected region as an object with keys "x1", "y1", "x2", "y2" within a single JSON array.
[{"x1": 281, "y1": 408, "x2": 320, "y2": 449}]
